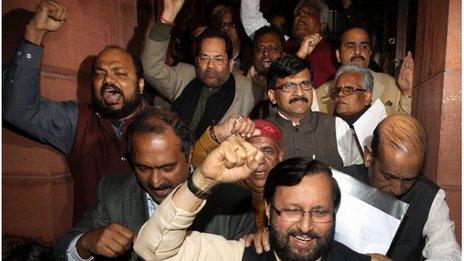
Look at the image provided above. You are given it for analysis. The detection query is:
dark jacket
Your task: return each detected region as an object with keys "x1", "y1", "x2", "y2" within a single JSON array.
[{"x1": 53, "y1": 172, "x2": 256, "y2": 260}]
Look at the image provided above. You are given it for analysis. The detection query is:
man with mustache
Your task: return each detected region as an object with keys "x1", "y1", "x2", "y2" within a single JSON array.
[
  {"x1": 317, "y1": 23, "x2": 414, "y2": 116},
  {"x1": 341, "y1": 115, "x2": 461, "y2": 260},
  {"x1": 3, "y1": 0, "x2": 147, "y2": 222},
  {"x1": 134, "y1": 139, "x2": 369, "y2": 260},
  {"x1": 264, "y1": 55, "x2": 363, "y2": 168},
  {"x1": 142, "y1": 0, "x2": 258, "y2": 139},
  {"x1": 52, "y1": 108, "x2": 256, "y2": 260},
  {"x1": 241, "y1": 0, "x2": 338, "y2": 88}
]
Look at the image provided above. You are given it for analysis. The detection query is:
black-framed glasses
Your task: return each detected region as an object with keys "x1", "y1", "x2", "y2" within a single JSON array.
[
  {"x1": 270, "y1": 202, "x2": 334, "y2": 223},
  {"x1": 273, "y1": 80, "x2": 314, "y2": 92},
  {"x1": 198, "y1": 55, "x2": 228, "y2": 65},
  {"x1": 330, "y1": 86, "x2": 367, "y2": 99}
]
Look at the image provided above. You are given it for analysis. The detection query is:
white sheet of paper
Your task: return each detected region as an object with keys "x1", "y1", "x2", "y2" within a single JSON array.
[
  {"x1": 353, "y1": 99, "x2": 387, "y2": 153},
  {"x1": 334, "y1": 192, "x2": 402, "y2": 254},
  {"x1": 332, "y1": 170, "x2": 408, "y2": 254}
]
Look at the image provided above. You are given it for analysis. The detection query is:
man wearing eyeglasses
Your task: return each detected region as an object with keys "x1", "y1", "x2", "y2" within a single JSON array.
[
  {"x1": 316, "y1": 23, "x2": 413, "y2": 116},
  {"x1": 264, "y1": 55, "x2": 363, "y2": 167},
  {"x1": 134, "y1": 137, "x2": 369, "y2": 260},
  {"x1": 142, "y1": 0, "x2": 257, "y2": 139},
  {"x1": 331, "y1": 64, "x2": 373, "y2": 127}
]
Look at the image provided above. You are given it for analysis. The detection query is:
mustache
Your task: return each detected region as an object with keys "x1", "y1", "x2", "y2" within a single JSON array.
[
  {"x1": 151, "y1": 183, "x2": 172, "y2": 191},
  {"x1": 350, "y1": 55, "x2": 365, "y2": 61},
  {"x1": 101, "y1": 84, "x2": 122, "y2": 95},
  {"x1": 289, "y1": 97, "x2": 309, "y2": 104},
  {"x1": 289, "y1": 228, "x2": 321, "y2": 239}
]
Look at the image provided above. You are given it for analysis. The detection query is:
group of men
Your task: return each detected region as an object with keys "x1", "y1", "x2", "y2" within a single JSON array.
[{"x1": 2, "y1": 0, "x2": 461, "y2": 260}]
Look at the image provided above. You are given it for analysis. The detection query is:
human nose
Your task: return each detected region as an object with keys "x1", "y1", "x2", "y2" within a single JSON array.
[
  {"x1": 293, "y1": 83, "x2": 304, "y2": 96},
  {"x1": 390, "y1": 179, "x2": 403, "y2": 196},
  {"x1": 149, "y1": 170, "x2": 163, "y2": 188},
  {"x1": 354, "y1": 45, "x2": 362, "y2": 55},
  {"x1": 103, "y1": 73, "x2": 116, "y2": 85},
  {"x1": 297, "y1": 212, "x2": 314, "y2": 233}
]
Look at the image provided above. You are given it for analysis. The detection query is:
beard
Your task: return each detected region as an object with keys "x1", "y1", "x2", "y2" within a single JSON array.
[
  {"x1": 92, "y1": 85, "x2": 142, "y2": 120},
  {"x1": 269, "y1": 214, "x2": 334, "y2": 261}
]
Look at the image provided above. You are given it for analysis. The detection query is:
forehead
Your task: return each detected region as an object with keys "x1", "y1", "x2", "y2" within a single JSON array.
[
  {"x1": 341, "y1": 28, "x2": 370, "y2": 43},
  {"x1": 248, "y1": 136, "x2": 279, "y2": 149},
  {"x1": 96, "y1": 48, "x2": 133, "y2": 67},
  {"x1": 277, "y1": 68, "x2": 311, "y2": 83},
  {"x1": 256, "y1": 33, "x2": 282, "y2": 46},
  {"x1": 199, "y1": 37, "x2": 227, "y2": 54},
  {"x1": 132, "y1": 130, "x2": 184, "y2": 164},
  {"x1": 375, "y1": 146, "x2": 422, "y2": 179},
  {"x1": 336, "y1": 71, "x2": 364, "y2": 86},
  {"x1": 297, "y1": 4, "x2": 319, "y2": 14},
  {"x1": 274, "y1": 173, "x2": 333, "y2": 207}
]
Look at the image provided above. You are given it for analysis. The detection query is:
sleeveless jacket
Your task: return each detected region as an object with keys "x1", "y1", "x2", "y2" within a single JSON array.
[
  {"x1": 66, "y1": 103, "x2": 143, "y2": 222},
  {"x1": 265, "y1": 109, "x2": 343, "y2": 168}
]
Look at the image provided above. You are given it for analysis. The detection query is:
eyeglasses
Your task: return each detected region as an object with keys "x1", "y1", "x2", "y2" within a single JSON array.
[
  {"x1": 329, "y1": 86, "x2": 367, "y2": 99},
  {"x1": 273, "y1": 80, "x2": 314, "y2": 92},
  {"x1": 270, "y1": 202, "x2": 334, "y2": 223},
  {"x1": 198, "y1": 55, "x2": 228, "y2": 65}
]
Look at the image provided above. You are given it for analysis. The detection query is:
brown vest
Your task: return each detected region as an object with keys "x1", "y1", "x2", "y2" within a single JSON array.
[
  {"x1": 266, "y1": 110, "x2": 344, "y2": 168},
  {"x1": 66, "y1": 103, "x2": 137, "y2": 223}
]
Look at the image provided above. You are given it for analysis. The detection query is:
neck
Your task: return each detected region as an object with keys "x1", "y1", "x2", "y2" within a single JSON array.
[{"x1": 277, "y1": 109, "x2": 310, "y2": 125}]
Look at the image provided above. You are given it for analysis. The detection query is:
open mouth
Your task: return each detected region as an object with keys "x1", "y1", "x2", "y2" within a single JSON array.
[
  {"x1": 261, "y1": 59, "x2": 272, "y2": 68},
  {"x1": 101, "y1": 85, "x2": 122, "y2": 105}
]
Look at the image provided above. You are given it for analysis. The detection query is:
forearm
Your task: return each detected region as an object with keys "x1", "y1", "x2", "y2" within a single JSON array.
[
  {"x1": 3, "y1": 39, "x2": 77, "y2": 153},
  {"x1": 134, "y1": 184, "x2": 208, "y2": 260},
  {"x1": 240, "y1": 0, "x2": 270, "y2": 38},
  {"x1": 191, "y1": 126, "x2": 220, "y2": 168},
  {"x1": 142, "y1": 22, "x2": 192, "y2": 100}
]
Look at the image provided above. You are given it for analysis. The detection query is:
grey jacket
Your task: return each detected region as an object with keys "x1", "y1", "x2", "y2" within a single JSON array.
[
  {"x1": 142, "y1": 22, "x2": 258, "y2": 124},
  {"x1": 52, "y1": 172, "x2": 256, "y2": 260}
]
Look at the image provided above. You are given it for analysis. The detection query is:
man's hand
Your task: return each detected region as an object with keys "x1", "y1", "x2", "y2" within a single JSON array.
[
  {"x1": 25, "y1": 0, "x2": 68, "y2": 45},
  {"x1": 296, "y1": 33, "x2": 322, "y2": 59},
  {"x1": 161, "y1": 0, "x2": 185, "y2": 23},
  {"x1": 397, "y1": 51, "x2": 414, "y2": 97},
  {"x1": 243, "y1": 229, "x2": 270, "y2": 254},
  {"x1": 77, "y1": 223, "x2": 134, "y2": 258},
  {"x1": 368, "y1": 253, "x2": 392, "y2": 261},
  {"x1": 213, "y1": 115, "x2": 261, "y2": 142},
  {"x1": 196, "y1": 136, "x2": 263, "y2": 186}
]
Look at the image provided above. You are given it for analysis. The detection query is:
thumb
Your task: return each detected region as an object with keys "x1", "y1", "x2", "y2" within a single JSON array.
[{"x1": 250, "y1": 128, "x2": 261, "y2": 138}]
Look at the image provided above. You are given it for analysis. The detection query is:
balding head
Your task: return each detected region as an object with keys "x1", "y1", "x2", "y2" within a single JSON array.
[
  {"x1": 372, "y1": 114, "x2": 427, "y2": 162},
  {"x1": 366, "y1": 115, "x2": 427, "y2": 197}
]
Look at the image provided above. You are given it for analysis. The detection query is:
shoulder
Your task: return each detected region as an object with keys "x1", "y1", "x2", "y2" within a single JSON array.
[
  {"x1": 234, "y1": 73, "x2": 253, "y2": 88},
  {"x1": 372, "y1": 71, "x2": 396, "y2": 85},
  {"x1": 99, "y1": 172, "x2": 138, "y2": 194}
]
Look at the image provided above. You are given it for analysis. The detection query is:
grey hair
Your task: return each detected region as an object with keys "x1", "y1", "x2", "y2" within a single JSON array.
[
  {"x1": 294, "y1": 0, "x2": 330, "y2": 30},
  {"x1": 335, "y1": 64, "x2": 374, "y2": 91}
]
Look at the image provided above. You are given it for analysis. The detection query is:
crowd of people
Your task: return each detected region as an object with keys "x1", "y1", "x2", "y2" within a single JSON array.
[{"x1": 2, "y1": 0, "x2": 461, "y2": 260}]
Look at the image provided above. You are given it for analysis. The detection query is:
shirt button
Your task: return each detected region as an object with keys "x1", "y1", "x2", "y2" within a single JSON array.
[
  {"x1": 17, "y1": 51, "x2": 22, "y2": 56},
  {"x1": 26, "y1": 53, "x2": 32, "y2": 59},
  {"x1": 121, "y1": 156, "x2": 127, "y2": 162}
]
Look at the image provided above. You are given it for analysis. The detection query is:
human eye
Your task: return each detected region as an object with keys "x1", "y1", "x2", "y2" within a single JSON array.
[
  {"x1": 300, "y1": 81, "x2": 313, "y2": 89},
  {"x1": 162, "y1": 164, "x2": 176, "y2": 172},
  {"x1": 214, "y1": 56, "x2": 226, "y2": 63},
  {"x1": 282, "y1": 82, "x2": 296, "y2": 91},
  {"x1": 345, "y1": 43, "x2": 355, "y2": 49},
  {"x1": 115, "y1": 69, "x2": 127, "y2": 76},
  {"x1": 311, "y1": 208, "x2": 331, "y2": 217},
  {"x1": 255, "y1": 46, "x2": 265, "y2": 53},
  {"x1": 199, "y1": 55, "x2": 210, "y2": 62},
  {"x1": 282, "y1": 208, "x2": 302, "y2": 218},
  {"x1": 262, "y1": 148, "x2": 274, "y2": 155},
  {"x1": 361, "y1": 43, "x2": 371, "y2": 49},
  {"x1": 136, "y1": 164, "x2": 150, "y2": 173}
]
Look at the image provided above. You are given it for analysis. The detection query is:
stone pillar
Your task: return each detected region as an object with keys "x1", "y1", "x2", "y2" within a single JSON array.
[
  {"x1": 2, "y1": 0, "x2": 153, "y2": 243},
  {"x1": 413, "y1": 0, "x2": 461, "y2": 243}
]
